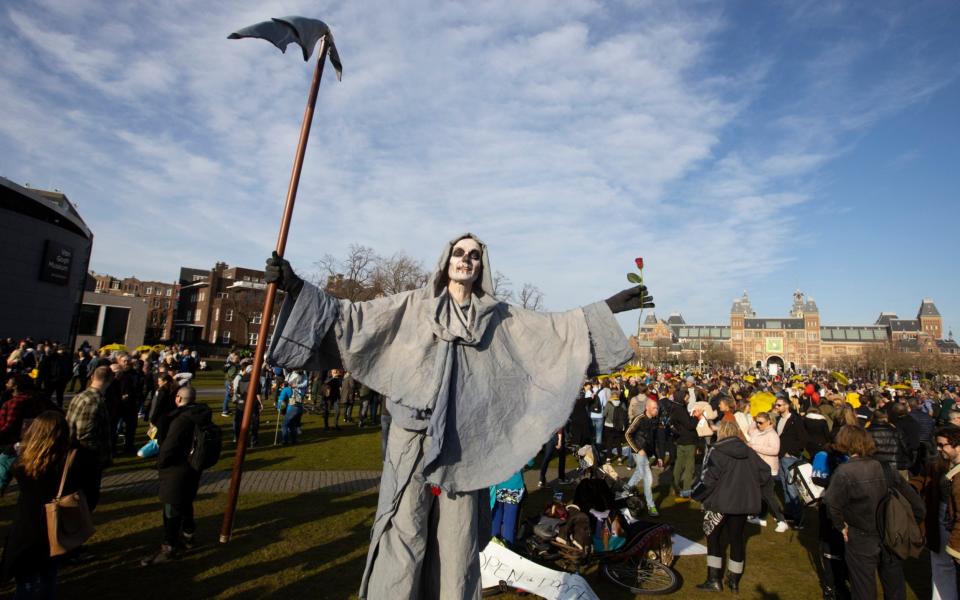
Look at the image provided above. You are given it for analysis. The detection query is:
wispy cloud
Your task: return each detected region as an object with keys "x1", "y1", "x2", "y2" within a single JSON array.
[{"x1": 0, "y1": 0, "x2": 956, "y2": 329}]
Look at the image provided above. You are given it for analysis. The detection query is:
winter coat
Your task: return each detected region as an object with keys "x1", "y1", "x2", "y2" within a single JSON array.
[
  {"x1": 49, "y1": 352, "x2": 73, "y2": 383},
  {"x1": 803, "y1": 414, "x2": 831, "y2": 456},
  {"x1": 909, "y1": 409, "x2": 935, "y2": 446},
  {"x1": 943, "y1": 463, "x2": 960, "y2": 561},
  {"x1": 747, "y1": 427, "x2": 780, "y2": 476},
  {"x1": 868, "y1": 422, "x2": 899, "y2": 470},
  {"x1": 696, "y1": 436, "x2": 767, "y2": 515},
  {"x1": 148, "y1": 385, "x2": 176, "y2": 427},
  {"x1": 627, "y1": 395, "x2": 645, "y2": 423},
  {"x1": 669, "y1": 400, "x2": 699, "y2": 446},
  {"x1": 602, "y1": 400, "x2": 627, "y2": 431},
  {"x1": 776, "y1": 412, "x2": 807, "y2": 458},
  {"x1": 568, "y1": 394, "x2": 594, "y2": 446},
  {"x1": 1, "y1": 455, "x2": 92, "y2": 581},
  {"x1": 156, "y1": 404, "x2": 211, "y2": 505},
  {"x1": 892, "y1": 414, "x2": 921, "y2": 471},
  {"x1": 625, "y1": 415, "x2": 659, "y2": 456},
  {"x1": 823, "y1": 457, "x2": 923, "y2": 537}
]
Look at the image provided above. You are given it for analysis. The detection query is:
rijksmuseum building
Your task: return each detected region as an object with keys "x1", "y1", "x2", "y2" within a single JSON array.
[{"x1": 636, "y1": 290, "x2": 959, "y2": 371}]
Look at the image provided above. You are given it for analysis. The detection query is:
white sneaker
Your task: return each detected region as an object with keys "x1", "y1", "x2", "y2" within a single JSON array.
[
  {"x1": 747, "y1": 516, "x2": 767, "y2": 527},
  {"x1": 775, "y1": 520, "x2": 789, "y2": 533}
]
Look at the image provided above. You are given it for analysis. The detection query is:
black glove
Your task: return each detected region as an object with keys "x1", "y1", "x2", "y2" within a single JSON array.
[
  {"x1": 604, "y1": 285, "x2": 654, "y2": 314},
  {"x1": 264, "y1": 251, "x2": 304, "y2": 297}
]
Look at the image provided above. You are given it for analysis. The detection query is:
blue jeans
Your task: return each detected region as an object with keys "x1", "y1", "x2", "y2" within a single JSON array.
[
  {"x1": 15, "y1": 561, "x2": 57, "y2": 600},
  {"x1": 591, "y1": 415, "x2": 603, "y2": 445},
  {"x1": 491, "y1": 501, "x2": 521, "y2": 544},
  {"x1": 282, "y1": 404, "x2": 304, "y2": 444},
  {"x1": 626, "y1": 452, "x2": 656, "y2": 508},
  {"x1": 779, "y1": 455, "x2": 802, "y2": 521},
  {"x1": 222, "y1": 381, "x2": 232, "y2": 414}
]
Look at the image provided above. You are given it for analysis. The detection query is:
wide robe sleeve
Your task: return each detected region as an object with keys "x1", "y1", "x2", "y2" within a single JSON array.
[{"x1": 269, "y1": 282, "x2": 634, "y2": 492}]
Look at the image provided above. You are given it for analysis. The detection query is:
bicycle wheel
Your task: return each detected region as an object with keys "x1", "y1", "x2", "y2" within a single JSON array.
[{"x1": 602, "y1": 556, "x2": 679, "y2": 595}]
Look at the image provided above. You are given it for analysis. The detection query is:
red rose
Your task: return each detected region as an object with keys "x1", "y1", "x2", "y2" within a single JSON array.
[{"x1": 634, "y1": 257, "x2": 644, "y2": 270}]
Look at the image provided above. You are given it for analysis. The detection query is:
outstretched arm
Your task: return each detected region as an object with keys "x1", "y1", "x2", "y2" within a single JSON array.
[{"x1": 604, "y1": 285, "x2": 654, "y2": 314}]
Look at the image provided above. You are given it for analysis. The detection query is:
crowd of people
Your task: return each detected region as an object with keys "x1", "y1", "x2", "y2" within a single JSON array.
[
  {"x1": 3, "y1": 330, "x2": 960, "y2": 598},
  {"x1": 0, "y1": 339, "x2": 219, "y2": 596},
  {"x1": 541, "y1": 366, "x2": 960, "y2": 599}
]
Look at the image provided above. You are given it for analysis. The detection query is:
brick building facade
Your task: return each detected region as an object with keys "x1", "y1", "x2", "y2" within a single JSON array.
[
  {"x1": 637, "y1": 290, "x2": 958, "y2": 370},
  {"x1": 172, "y1": 262, "x2": 283, "y2": 348},
  {"x1": 88, "y1": 272, "x2": 178, "y2": 341}
]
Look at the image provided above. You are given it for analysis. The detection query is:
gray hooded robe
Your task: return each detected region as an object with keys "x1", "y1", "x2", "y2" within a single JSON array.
[{"x1": 267, "y1": 233, "x2": 633, "y2": 599}]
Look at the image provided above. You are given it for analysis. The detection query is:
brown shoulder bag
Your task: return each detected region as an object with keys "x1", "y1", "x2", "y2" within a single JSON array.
[{"x1": 44, "y1": 449, "x2": 96, "y2": 556}]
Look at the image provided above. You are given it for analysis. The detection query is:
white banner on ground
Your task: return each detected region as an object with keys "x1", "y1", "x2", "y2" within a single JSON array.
[
  {"x1": 479, "y1": 541, "x2": 599, "y2": 600},
  {"x1": 672, "y1": 533, "x2": 707, "y2": 555}
]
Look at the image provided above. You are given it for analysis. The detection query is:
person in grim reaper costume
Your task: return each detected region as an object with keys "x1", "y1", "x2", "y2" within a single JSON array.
[{"x1": 264, "y1": 234, "x2": 653, "y2": 599}]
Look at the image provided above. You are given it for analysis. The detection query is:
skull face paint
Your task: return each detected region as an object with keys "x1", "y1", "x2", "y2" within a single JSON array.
[{"x1": 447, "y1": 238, "x2": 482, "y2": 286}]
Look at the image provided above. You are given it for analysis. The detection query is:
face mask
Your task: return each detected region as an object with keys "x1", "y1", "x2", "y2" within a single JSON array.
[{"x1": 447, "y1": 242, "x2": 481, "y2": 286}]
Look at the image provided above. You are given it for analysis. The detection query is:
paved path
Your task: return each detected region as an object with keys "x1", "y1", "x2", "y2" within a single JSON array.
[
  {"x1": 93, "y1": 450, "x2": 635, "y2": 498},
  {"x1": 97, "y1": 468, "x2": 383, "y2": 497}
]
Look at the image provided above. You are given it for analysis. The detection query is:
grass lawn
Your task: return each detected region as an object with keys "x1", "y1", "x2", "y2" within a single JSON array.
[
  {"x1": 103, "y1": 389, "x2": 385, "y2": 475},
  {"x1": 0, "y1": 482, "x2": 932, "y2": 600}
]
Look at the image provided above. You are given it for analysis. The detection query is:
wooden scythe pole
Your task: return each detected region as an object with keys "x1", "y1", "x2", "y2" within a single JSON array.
[{"x1": 220, "y1": 36, "x2": 330, "y2": 544}]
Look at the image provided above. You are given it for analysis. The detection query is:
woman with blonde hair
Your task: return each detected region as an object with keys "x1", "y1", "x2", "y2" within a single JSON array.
[
  {"x1": 747, "y1": 412, "x2": 790, "y2": 532},
  {"x1": 830, "y1": 404, "x2": 860, "y2": 439},
  {"x1": 693, "y1": 420, "x2": 769, "y2": 592},
  {"x1": 1, "y1": 411, "x2": 90, "y2": 598}
]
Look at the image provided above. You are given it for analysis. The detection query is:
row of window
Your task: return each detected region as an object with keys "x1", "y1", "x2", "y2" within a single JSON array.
[
  {"x1": 184, "y1": 309, "x2": 275, "y2": 325},
  {"x1": 211, "y1": 330, "x2": 271, "y2": 346},
  {"x1": 95, "y1": 280, "x2": 174, "y2": 297}
]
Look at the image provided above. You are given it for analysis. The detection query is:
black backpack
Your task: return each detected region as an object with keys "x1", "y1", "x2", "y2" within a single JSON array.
[{"x1": 189, "y1": 419, "x2": 223, "y2": 472}]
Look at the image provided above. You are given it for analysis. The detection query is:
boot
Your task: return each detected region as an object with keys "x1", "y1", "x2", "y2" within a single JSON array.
[
  {"x1": 725, "y1": 571, "x2": 742, "y2": 593},
  {"x1": 696, "y1": 567, "x2": 723, "y2": 592}
]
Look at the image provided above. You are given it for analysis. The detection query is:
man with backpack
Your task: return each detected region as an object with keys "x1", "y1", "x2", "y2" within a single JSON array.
[
  {"x1": 142, "y1": 385, "x2": 219, "y2": 565},
  {"x1": 822, "y1": 425, "x2": 924, "y2": 600}
]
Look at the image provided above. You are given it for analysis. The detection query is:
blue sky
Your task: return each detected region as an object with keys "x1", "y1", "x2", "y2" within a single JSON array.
[{"x1": 1, "y1": 0, "x2": 957, "y2": 335}]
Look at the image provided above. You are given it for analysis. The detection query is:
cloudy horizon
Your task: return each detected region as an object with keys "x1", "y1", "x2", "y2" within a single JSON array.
[{"x1": 1, "y1": 0, "x2": 957, "y2": 334}]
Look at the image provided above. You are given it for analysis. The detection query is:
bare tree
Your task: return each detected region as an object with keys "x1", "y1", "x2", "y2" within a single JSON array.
[
  {"x1": 373, "y1": 252, "x2": 429, "y2": 295},
  {"x1": 517, "y1": 283, "x2": 545, "y2": 311},
  {"x1": 491, "y1": 271, "x2": 513, "y2": 302},
  {"x1": 312, "y1": 244, "x2": 379, "y2": 302},
  {"x1": 702, "y1": 342, "x2": 737, "y2": 367}
]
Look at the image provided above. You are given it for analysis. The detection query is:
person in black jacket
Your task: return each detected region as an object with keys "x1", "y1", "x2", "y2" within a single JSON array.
[
  {"x1": 867, "y1": 409, "x2": 899, "y2": 472},
  {"x1": 670, "y1": 397, "x2": 701, "y2": 500},
  {"x1": 602, "y1": 396, "x2": 628, "y2": 463},
  {"x1": 142, "y1": 386, "x2": 211, "y2": 565},
  {"x1": 774, "y1": 398, "x2": 807, "y2": 524},
  {"x1": 888, "y1": 402, "x2": 921, "y2": 476},
  {"x1": 823, "y1": 425, "x2": 924, "y2": 600},
  {"x1": 624, "y1": 398, "x2": 663, "y2": 515},
  {"x1": 803, "y1": 406, "x2": 831, "y2": 456},
  {"x1": 693, "y1": 421, "x2": 769, "y2": 592}
]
